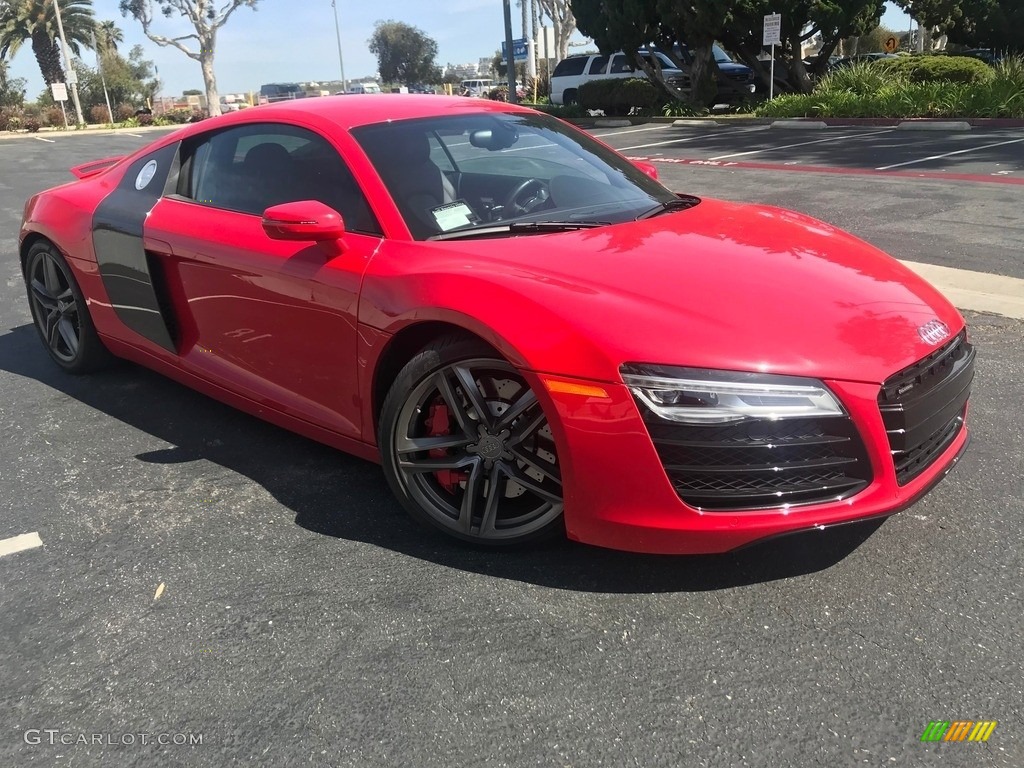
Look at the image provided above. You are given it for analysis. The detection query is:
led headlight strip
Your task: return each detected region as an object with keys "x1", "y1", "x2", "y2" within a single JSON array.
[{"x1": 620, "y1": 364, "x2": 844, "y2": 425}]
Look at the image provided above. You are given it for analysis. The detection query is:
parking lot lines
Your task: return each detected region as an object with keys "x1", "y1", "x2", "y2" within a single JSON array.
[
  {"x1": 876, "y1": 136, "x2": 1024, "y2": 170},
  {"x1": 0, "y1": 532, "x2": 42, "y2": 558},
  {"x1": 707, "y1": 131, "x2": 892, "y2": 160},
  {"x1": 615, "y1": 129, "x2": 740, "y2": 151}
]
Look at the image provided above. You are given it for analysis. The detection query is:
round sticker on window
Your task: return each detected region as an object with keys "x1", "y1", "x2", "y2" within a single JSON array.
[{"x1": 135, "y1": 160, "x2": 158, "y2": 190}]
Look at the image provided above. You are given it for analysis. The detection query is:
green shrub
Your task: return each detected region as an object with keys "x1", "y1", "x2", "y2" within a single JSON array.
[
  {"x1": 89, "y1": 104, "x2": 112, "y2": 124},
  {"x1": 161, "y1": 107, "x2": 196, "y2": 124},
  {"x1": 525, "y1": 101, "x2": 588, "y2": 119},
  {"x1": 116, "y1": 103, "x2": 136, "y2": 122},
  {"x1": 578, "y1": 77, "x2": 663, "y2": 115},
  {"x1": 0, "y1": 107, "x2": 22, "y2": 131},
  {"x1": 817, "y1": 61, "x2": 898, "y2": 95},
  {"x1": 875, "y1": 55, "x2": 994, "y2": 85}
]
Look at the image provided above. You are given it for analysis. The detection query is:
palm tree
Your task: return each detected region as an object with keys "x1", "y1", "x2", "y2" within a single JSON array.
[
  {"x1": 95, "y1": 19, "x2": 121, "y2": 54},
  {"x1": 0, "y1": 0, "x2": 96, "y2": 86}
]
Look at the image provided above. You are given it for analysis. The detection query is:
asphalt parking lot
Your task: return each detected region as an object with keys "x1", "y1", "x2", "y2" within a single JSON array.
[{"x1": 1, "y1": 127, "x2": 1022, "y2": 767}]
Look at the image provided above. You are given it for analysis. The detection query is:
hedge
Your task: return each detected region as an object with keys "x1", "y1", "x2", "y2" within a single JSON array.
[
  {"x1": 874, "y1": 55, "x2": 995, "y2": 85},
  {"x1": 578, "y1": 77, "x2": 663, "y2": 115}
]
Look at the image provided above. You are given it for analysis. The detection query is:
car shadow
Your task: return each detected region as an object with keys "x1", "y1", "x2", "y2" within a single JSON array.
[{"x1": 0, "y1": 323, "x2": 885, "y2": 593}]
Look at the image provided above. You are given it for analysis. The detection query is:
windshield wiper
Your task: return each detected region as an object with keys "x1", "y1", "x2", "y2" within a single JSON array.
[
  {"x1": 428, "y1": 220, "x2": 609, "y2": 241},
  {"x1": 636, "y1": 195, "x2": 701, "y2": 220}
]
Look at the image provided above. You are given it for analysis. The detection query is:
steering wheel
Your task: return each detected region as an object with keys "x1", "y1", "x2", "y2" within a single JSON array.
[{"x1": 502, "y1": 178, "x2": 550, "y2": 218}]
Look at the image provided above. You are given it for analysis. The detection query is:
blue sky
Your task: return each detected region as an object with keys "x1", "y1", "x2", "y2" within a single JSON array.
[{"x1": 7, "y1": 1, "x2": 912, "y2": 98}]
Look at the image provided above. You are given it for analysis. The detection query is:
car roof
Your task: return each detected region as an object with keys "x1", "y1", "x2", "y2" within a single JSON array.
[{"x1": 169, "y1": 95, "x2": 531, "y2": 141}]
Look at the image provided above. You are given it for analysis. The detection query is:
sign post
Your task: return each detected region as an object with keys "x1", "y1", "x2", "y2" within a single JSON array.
[
  {"x1": 763, "y1": 13, "x2": 782, "y2": 100},
  {"x1": 50, "y1": 82, "x2": 70, "y2": 128}
]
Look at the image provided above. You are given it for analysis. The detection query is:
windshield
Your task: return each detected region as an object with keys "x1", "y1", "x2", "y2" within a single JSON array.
[
  {"x1": 352, "y1": 112, "x2": 676, "y2": 240},
  {"x1": 712, "y1": 44, "x2": 733, "y2": 64}
]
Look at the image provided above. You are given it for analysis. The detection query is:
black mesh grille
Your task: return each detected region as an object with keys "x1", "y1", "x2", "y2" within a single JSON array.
[
  {"x1": 879, "y1": 331, "x2": 974, "y2": 485},
  {"x1": 640, "y1": 416, "x2": 872, "y2": 511}
]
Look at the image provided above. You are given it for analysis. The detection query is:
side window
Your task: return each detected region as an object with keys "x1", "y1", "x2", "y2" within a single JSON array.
[
  {"x1": 184, "y1": 123, "x2": 382, "y2": 235},
  {"x1": 587, "y1": 56, "x2": 609, "y2": 75},
  {"x1": 608, "y1": 54, "x2": 635, "y2": 74},
  {"x1": 552, "y1": 57, "x2": 587, "y2": 77}
]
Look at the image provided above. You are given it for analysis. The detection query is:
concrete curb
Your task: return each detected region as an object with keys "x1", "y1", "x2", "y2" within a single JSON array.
[
  {"x1": 771, "y1": 120, "x2": 828, "y2": 129},
  {"x1": 896, "y1": 120, "x2": 972, "y2": 131},
  {"x1": 592, "y1": 118, "x2": 632, "y2": 128},
  {"x1": 899, "y1": 261, "x2": 1024, "y2": 320}
]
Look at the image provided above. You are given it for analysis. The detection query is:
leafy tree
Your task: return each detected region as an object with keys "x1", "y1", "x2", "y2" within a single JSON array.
[
  {"x1": 368, "y1": 20, "x2": 441, "y2": 86},
  {"x1": 0, "y1": 55, "x2": 28, "y2": 106},
  {"x1": 119, "y1": 0, "x2": 259, "y2": 116},
  {"x1": 0, "y1": 0, "x2": 96, "y2": 85},
  {"x1": 897, "y1": 0, "x2": 1024, "y2": 51},
  {"x1": 76, "y1": 42, "x2": 156, "y2": 110}
]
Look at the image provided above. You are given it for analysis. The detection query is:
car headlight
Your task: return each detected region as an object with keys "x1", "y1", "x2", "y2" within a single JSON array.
[{"x1": 620, "y1": 364, "x2": 844, "y2": 425}]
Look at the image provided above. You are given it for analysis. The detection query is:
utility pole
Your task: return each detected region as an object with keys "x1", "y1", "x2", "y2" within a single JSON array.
[
  {"x1": 331, "y1": 0, "x2": 347, "y2": 93},
  {"x1": 53, "y1": 0, "x2": 85, "y2": 128},
  {"x1": 502, "y1": 0, "x2": 517, "y2": 103}
]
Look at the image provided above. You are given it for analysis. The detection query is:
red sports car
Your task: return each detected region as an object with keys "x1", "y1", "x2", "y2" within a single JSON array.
[{"x1": 19, "y1": 96, "x2": 974, "y2": 554}]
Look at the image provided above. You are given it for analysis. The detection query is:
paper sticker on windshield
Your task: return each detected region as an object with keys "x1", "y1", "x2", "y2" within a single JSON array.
[
  {"x1": 135, "y1": 160, "x2": 158, "y2": 190},
  {"x1": 431, "y1": 201, "x2": 479, "y2": 232}
]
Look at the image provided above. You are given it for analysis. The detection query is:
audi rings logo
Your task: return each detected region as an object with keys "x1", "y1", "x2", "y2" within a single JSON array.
[{"x1": 918, "y1": 319, "x2": 951, "y2": 346}]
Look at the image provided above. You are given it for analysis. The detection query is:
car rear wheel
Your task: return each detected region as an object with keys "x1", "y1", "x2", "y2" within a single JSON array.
[
  {"x1": 24, "y1": 240, "x2": 112, "y2": 374},
  {"x1": 563, "y1": 88, "x2": 578, "y2": 105},
  {"x1": 380, "y1": 336, "x2": 564, "y2": 546}
]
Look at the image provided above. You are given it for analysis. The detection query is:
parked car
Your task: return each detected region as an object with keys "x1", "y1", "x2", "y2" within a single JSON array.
[
  {"x1": 19, "y1": 95, "x2": 973, "y2": 554},
  {"x1": 550, "y1": 45, "x2": 755, "y2": 106},
  {"x1": 460, "y1": 78, "x2": 494, "y2": 97},
  {"x1": 346, "y1": 81, "x2": 382, "y2": 95}
]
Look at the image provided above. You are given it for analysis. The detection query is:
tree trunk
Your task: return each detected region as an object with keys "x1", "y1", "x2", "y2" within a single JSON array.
[
  {"x1": 31, "y1": 32, "x2": 64, "y2": 86},
  {"x1": 687, "y1": 40, "x2": 718, "y2": 108},
  {"x1": 201, "y1": 51, "x2": 221, "y2": 117}
]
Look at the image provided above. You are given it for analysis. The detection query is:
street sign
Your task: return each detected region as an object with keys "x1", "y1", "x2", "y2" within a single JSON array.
[
  {"x1": 50, "y1": 82, "x2": 68, "y2": 102},
  {"x1": 65, "y1": 70, "x2": 78, "y2": 86},
  {"x1": 500, "y1": 37, "x2": 528, "y2": 63},
  {"x1": 884, "y1": 36, "x2": 899, "y2": 53},
  {"x1": 763, "y1": 14, "x2": 782, "y2": 47}
]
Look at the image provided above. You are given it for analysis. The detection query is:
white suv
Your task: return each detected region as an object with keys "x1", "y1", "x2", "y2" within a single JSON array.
[{"x1": 549, "y1": 51, "x2": 689, "y2": 106}]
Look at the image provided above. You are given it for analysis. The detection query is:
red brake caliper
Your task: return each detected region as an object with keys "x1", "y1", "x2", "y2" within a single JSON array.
[{"x1": 425, "y1": 400, "x2": 466, "y2": 493}]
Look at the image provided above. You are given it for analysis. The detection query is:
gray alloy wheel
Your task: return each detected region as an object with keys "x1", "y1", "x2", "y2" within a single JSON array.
[
  {"x1": 24, "y1": 241, "x2": 112, "y2": 373},
  {"x1": 380, "y1": 336, "x2": 564, "y2": 546}
]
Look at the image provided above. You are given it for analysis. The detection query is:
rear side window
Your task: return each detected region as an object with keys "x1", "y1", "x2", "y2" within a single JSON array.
[
  {"x1": 182, "y1": 123, "x2": 381, "y2": 234},
  {"x1": 552, "y1": 57, "x2": 587, "y2": 77},
  {"x1": 608, "y1": 54, "x2": 635, "y2": 74},
  {"x1": 587, "y1": 56, "x2": 609, "y2": 75}
]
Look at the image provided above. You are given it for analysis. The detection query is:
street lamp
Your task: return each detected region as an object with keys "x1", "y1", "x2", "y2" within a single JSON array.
[
  {"x1": 52, "y1": 0, "x2": 85, "y2": 127},
  {"x1": 331, "y1": 0, "x2": 347, "y2": 93}
]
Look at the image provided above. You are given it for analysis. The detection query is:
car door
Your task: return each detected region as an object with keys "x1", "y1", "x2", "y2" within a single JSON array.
[{"x1": 143, "y1": 121, "x2": 384, "y2": 439}]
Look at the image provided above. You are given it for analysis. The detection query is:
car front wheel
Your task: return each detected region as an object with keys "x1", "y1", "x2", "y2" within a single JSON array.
[
  {"x1": 24, "y1": 240, "x2": 112, "y2": 374},
  {"x1": 380, "y1": 336, "x2": 564, "y2": 546}
]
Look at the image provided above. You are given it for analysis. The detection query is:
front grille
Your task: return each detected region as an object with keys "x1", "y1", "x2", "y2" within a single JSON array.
[
  {"x1": 724, "y1": 71, "x2": 752, "y2": 82},
  {"x1": 641, "y1": 416, "x2": 872, "y2": 511},
  {"x1": 878, "y1": 331, "x2": 974, "y2": 485}
]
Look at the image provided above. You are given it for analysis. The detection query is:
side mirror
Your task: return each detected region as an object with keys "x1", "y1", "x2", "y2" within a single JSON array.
[
  {"x1": 262, "y1": 200, "x2": 346, "y2": 242},
  {"x1": 633, "y1": 160, "x2": 659, "y2": 181}
]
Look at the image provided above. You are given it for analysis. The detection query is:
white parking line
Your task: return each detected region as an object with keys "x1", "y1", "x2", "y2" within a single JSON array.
[
  {"x1": 616, "y1": 130, "x2": 740, "y2": 151},
  {"x1": 877, "y1": 136, "x2": 1024, "y2": 170},
  {"x1": 127, "y1": 133, "x2": 144, "y2": 138},
  {"x1": 33, "y1": 136, "x2": 56, "y2": 143},
  {"x1": 592, "y1": 125, "x2": 677, "y2": 138},
  {"x1": 0, "y1": 532, "x2": 43, "y2": 558},
  {"x1": 708, "y1": 130, "x2": 893, "y2": 161}
]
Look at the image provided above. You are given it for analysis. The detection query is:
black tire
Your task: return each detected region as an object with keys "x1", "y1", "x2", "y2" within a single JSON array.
[
  {"x1": 563, "y1": 88, "x2": 578, "y2": 106},
  {"x1": 24, "y1": 240, "x2": 113, "y2": 374},
  {"x1": 379, "y1": 335, "x2": 564, "y2": 547}
]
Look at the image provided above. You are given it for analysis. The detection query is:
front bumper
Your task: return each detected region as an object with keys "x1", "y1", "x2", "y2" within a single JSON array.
[{"x1": 526, "y1": 370, "x2": 970, "y2": 555}]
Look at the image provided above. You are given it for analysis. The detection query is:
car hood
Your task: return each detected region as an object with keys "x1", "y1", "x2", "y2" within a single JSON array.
[
  {"x1": 718, "y1": 62, "x2": 752, "y2": 74},
  {"x1": 439, "y1": 198, "x2": 963, "y2": 384}
]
